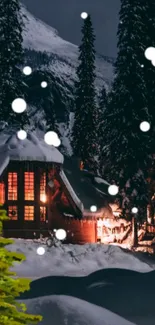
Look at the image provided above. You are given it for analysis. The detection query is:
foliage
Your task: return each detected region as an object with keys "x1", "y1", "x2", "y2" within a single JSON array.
[
  {"x1": 0, "y1": 0, "x2": 29, "y2": 127},
  {"x1": 71, "y1": 15, "x2": 99, "y2": 172},
  {"x1": 0, "y1": 208, "x2": 42, "y2": 325},
  {"x1": 99, "y1": 0, "x2": 152, "y2": 220}
]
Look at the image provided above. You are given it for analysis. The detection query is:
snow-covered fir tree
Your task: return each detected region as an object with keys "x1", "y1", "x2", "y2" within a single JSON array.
[
  {"x1": 71, "y1": 15, "x2": 98, "y2": 172},
  {"x1": 0, "y1": 0, "x2": 28, "y2": 127},
  {"x1": 143, "y1": 2, "x2": 155, "y2": 154},
  {"x1": 98, "y1": 85, "x2": 107, "y2": 149},
  {"x1": 99, "y1": 0, "x2": 152, "y2": 219},
  {"x1": 99, "y1": 85, "x2": 107, "y2": 113},
  {"x1": 25, "y1": 70, "x2": 56, "y2": 130}
]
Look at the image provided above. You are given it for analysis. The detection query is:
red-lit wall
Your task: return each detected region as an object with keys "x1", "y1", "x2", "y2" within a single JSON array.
[{"x1": 49, "y1": 211, "x2": 97, "y2": 244}]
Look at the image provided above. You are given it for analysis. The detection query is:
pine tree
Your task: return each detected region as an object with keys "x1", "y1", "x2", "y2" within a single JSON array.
[
  {"x1": 25, "y1": 70, "x2": 56, "y2": 130},
  {"x1": 0, "y1": 0, "x2": 28, "y2": 127},
  {"x1": 99, "y1": 0, "x2": 152, "y2": 220},
  {"x1": 71, "y1": 15, "x2": 98, "y2": 172},
  {"x1": 0, "y1": 208, "x2": 42, "y2": 324},
  {"x1": 99, "y1": 86, "x2": 107, "y2": 113},
  {"x1": 143, "y1": 2, "x2": 155, "y2": 152},
  {"x1": 98, "y1": 85, "x2": 107, "y2": 148}
]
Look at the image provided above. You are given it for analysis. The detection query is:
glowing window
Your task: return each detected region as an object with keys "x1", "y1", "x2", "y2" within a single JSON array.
[
  {"x1": 40, "y1": 206, "x2": 46, "y2": 222},
  {"x1": 8, "y1": 206, "x2": 18, "y2": 220},
  {"x1": 0, "y1": 182, "x2": 5, "y2": 204},
  {"x1": 40, "y1": 173, "x2": 46, "y2": 203},
  {"x1": 24, "y1": 206, "x2": 34, "y2": 221},
  {"x1": 8, "y1": 173, "x2": 17, "y2": 200},
  {"x1": 24, "y1": 172, "x2": 34, "y2": 200},
  {"x1": 80, "y1": 161, "x2": 84, "y2": 170}
]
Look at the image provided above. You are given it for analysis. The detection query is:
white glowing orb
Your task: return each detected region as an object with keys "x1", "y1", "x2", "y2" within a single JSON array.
[
  {"x1": 53, "y1": 137, "x2": 61, "y2": 147},
  {"x1": 81, "y1": 12, "x2": 88, "y2": 19},
  {"x1": 41, "y1": 81, "x2": 48, "y2": 88},
  {"x1": 140, "y1": 64, "x2": 144, "y2": 68},
  {"x1": 108, "y1": 185, "x2": 119, "y2": 196},
  {"x1": 17, "y1": 130, "x2": 27, "y2": 140},
  {"x1": 151, "y1": 59, "x2": 155, "y2": 67},
  {"x1": 55, "y1": 229, "x2": 67, "y2": 241},
  {"x1": 53, "y1": 229, "x2": 57, "y2": 232},
  {"x1": 139, "y1": 121, "x2": 150, "y2": 132},
  {"x1": 23, "y1": 66, "x2": 32, "y2": 75},
  {"x1": 144, "y1": 47, "x2": 155, "y2": 61},
  {"x1": 90, "y1": 205, "x2": 97, "y2": 212},
  {"x1": 131, "y1": 207, "x2": 138, "y2": 214},
  {"x1": 36, "y1": 246, "x2": 45, "y2": 255},
  {"x1": 44, "y1": 131, "x2": 60, "y2": 146},
  {"x1": 12, "y1": 98, "x2": 27, "y2": 113}
]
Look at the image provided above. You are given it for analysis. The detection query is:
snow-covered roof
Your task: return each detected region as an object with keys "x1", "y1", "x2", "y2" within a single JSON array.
[
  {"x1": 0, "y1": 131, "x2": 64, "y2": 176},
  {"x1": 62, "y1": 157, "x2": 111, "y2": 212},
  {"x1": 59, "y1": 170, "x2": 84, "y2": 213}
]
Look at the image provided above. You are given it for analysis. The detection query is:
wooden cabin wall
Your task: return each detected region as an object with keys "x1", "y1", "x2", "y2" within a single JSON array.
[{"x1": 49, "y1": 210, "x2": 97, "y2": 244}]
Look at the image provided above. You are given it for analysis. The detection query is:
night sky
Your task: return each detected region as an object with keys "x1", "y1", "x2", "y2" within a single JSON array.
[{"x1": 21, "y1": 0, "x2": 120, "y2": 57}]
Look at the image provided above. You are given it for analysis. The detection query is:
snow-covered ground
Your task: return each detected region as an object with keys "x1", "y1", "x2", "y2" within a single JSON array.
[
  {"x1": 21, "y1": 295, "x2": 136, "y2": 325},
  {"x1": 7, "y1": 239, "x2": 155, "y2": 325},
  {"x1": 7, "y1": 239, "x2": 152, "y2": 279}
]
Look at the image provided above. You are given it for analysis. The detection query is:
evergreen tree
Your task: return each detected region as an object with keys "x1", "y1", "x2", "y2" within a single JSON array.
[
  {"x1": 99, "y1": 0, "x2": 152, "y2": 220},
  {"x1": 0, "y1": 0, "x2": 28, "y2": 127},
  {"x1": 71, "y1": 15, "x2": 98, "y2": 172},
  {"x1": 0, "y1": 208, "x2": 42, "y2": 324},
  {"x1": 143, "y1": 2, "x2": 155, "y2": 152},
  {"x1": 99, "y1": 85, "x2": 107, "y2": 113},
  {"x1": 98, "y1": 85, "x2": 107, "y2": 148}
]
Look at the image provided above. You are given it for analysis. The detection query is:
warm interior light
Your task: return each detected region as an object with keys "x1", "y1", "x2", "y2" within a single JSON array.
[{"x1": 40, "y1": 194, "x2": 47, "y2": 203}]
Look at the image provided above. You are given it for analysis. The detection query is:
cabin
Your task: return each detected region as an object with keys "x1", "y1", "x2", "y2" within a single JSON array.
[{"x1": 0, "y1": 131, "x2": 118, "y2": 244}]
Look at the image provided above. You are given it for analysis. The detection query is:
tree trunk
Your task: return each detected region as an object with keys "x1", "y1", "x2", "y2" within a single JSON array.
[{"x1": 132, "y1": 216, "x2": 138, "y2": 247}]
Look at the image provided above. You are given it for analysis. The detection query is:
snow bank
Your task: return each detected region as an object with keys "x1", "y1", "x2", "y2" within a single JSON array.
[
  {"x1": 21, "y1": 295, "x2": 136, "y2": 325},
  {"x1": 7, "y1": 239, "x2": 152, "y2": 279}
]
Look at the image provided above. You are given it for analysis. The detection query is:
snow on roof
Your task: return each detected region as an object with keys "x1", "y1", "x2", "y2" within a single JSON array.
[
  {"x1": 59, "y1": 169, "x2": 84, "y2": 213},
  {"x1": 94, "y1": 177, "x2": 110, "y2": 186},
  {"x1": 0, "y1": 131, "x2": 64, "y2": 175},
  {"x1": 62, "y1": 157, "x2": 111, "y2": 212}
]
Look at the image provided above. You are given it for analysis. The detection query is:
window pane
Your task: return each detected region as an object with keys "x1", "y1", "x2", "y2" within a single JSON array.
[
  {"x1": 8, "y1": 206, "x2": 18, "y2": 220},
  {"x1": 0, "y1": 182, "x2": 5, "y2": 204},
  {"x1": 40, "y1": 172, "x2": 46, "y2": 203},
  {"x1": 8, "y1": 173, "x2": 17, "y2": 200},
  {"x1": 24, "y1": 206, "x2": 34, "y2": 221},
  {"x1": 24, "y1": 172, "x2": 34, "y2": 200},
  {"x1": 40, "y1": 206, "x2": 46, "y2": 222}
]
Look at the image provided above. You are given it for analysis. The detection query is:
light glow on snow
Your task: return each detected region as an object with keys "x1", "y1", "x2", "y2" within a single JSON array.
[
  {"x1": 139, "y1": 121, "x2": 150, "y2": 132},
  {"x1": 41, "y1": 81, "x2": 48, "y2": 88},
  {"x1": 144, "y1": 47, "x2": 155, "y2": 61},
  {"x1": 55, "y1": 229, "x2": 67, "y2": 241},
  {"x1": 131, "y1": 207, "x2": 138, "y2": 214},
  {"x1": 11, "y1": 98, "x2": 27, "y2": 114},
  {"x1": 90, "y1": 205, "x2": 97, "y2": 212},
  {"x1": 23, "y1": 66, "x2": 32, "y2": 75},
  {"x1": 44, "y1": 131, "x2": 61, "y2": 147},
  {"x1": 81, "y1": 12, "x2": 88, "y2": 19},
  {"x1": 108, "y1": 185, "x2": 119, "y2": 196},
  {"x1": 36, "y1": 246, "x2": 45, "y2": 255},
  {"x1": 17, "y1": 130, "x2": 27, "y2": 140}
]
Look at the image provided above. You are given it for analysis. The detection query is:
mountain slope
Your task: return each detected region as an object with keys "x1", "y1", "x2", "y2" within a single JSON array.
[
  {"x1": 20, "y1": 6, "x2": 114, "y2": 154},
  {"x1": 22, "y1": 5, "x2": 114, "y2": 91}
]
